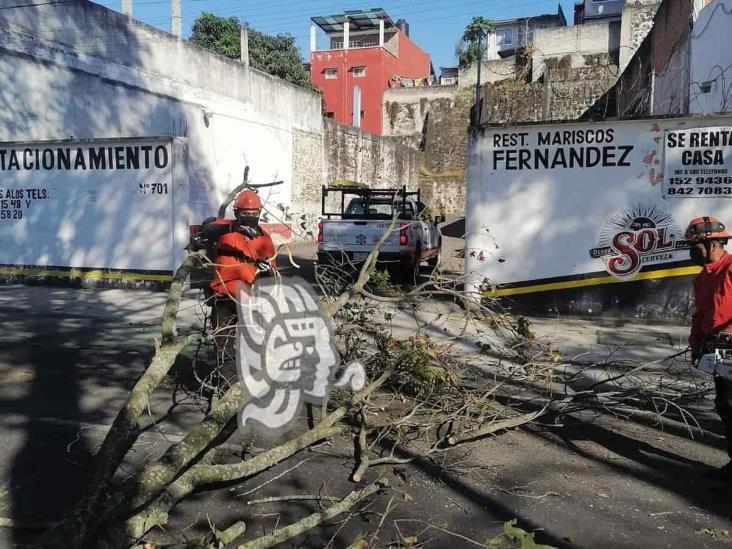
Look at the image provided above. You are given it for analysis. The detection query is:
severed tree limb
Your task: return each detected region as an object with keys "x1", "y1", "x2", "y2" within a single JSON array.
[
  {"x1": 351, "y1": 412, "x2": 369, "y2": 483},
  {"x1": 247, "y1": 495, "x2": 341, "y2": 505},
  {"x1": 141, "y1": 520, "x2": 247, "y2": 549},
  {"x1": 216, "y1": 521, "x2": 248, "y2": 545},
  {"x1": 121, "y1": 368, "x2": 395, "y2": 544},
  {"x1": 125, "y1": 383, "x2": 247, "y2": 511},
  {"x1": 38, "y1": 335, "x2": 198, "y2": 549},
  {"x1": 123, "y1": 425, "x2": 344, "y2": 541},
  {"x1": 161, "y1": 252, "x2": 205, "y2": 344},
  {"x1": 445, "y1": 407, "x2": 547, "y2": 446},
  {"x1": 237, "y1": 479, "x2": 388, "y2": 549},
  {"x1": 38, "y1": 254, "x2": 203, "y2": 549}
]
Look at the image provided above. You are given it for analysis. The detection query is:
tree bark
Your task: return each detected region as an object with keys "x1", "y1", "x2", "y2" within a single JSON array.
[
  {"x1": 237, "y1": 480, "x2": 387, "y2": 549},
  {"x1": 38, "y1": 255, "x2": 201, "y2": 548}
]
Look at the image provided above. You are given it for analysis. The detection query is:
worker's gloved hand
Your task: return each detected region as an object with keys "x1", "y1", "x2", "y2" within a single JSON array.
[{"x1": 256, "y1": 260, "x2": 273, "y2": 273}]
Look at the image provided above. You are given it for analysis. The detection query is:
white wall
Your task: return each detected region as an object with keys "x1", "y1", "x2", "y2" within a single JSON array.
[
  {"x1": 459, "y1": 57, "x2": 516, "y2": 88},
  {"x1": 0, "y1": 1, "x2": 323, "y2": 279},
  {"x1": 532, "y1": 22, "x2": 620, "y2": 81},
  {"x1": 690, "y1": 0, "x2": 732, "y2": 114},
  {"x1": 465, "y1": 116, "x2": 732, "y2": 294}
]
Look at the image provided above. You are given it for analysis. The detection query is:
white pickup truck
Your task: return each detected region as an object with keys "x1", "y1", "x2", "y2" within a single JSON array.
[{"x1": 316, "y1": 186, "x2": 444, "y2": 283}]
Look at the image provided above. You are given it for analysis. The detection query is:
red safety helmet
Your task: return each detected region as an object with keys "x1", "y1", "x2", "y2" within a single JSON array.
[
  {"x1": 685, "y1": 216, "x2": 730, "y2": 242},
  {"x1": 234, "y1": 190, "x2": 262, "y2": 211}
]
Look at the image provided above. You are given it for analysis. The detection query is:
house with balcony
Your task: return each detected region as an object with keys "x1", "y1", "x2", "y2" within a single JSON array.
[
  {"x1": 309, "y1": 8, "x2": 431, "y2": 134},
  {"x1": 484, "y1": 5, "x2": 567, "y2": 60}
]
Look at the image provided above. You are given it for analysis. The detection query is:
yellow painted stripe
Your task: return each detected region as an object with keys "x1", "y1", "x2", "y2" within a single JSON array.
[
  {"x1": 483, "y1": 266, "x2": 702, "y2": 297},
  {"x1": 0, "y1": 267, "x2": 174, "y2": 282}
]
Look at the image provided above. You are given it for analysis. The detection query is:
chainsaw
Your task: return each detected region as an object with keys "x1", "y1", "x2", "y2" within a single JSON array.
[{"x1": 698, "y1": 332, "x2": 732, "y2": 381}]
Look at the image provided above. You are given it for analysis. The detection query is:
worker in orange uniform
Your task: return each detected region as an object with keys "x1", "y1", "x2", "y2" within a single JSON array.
[
  {"x1": 200, "y1": 190, "x2": 277, "y2": 366},
  {"x1": 687, "y1": 216, "x2": 732, "y2": 479}
]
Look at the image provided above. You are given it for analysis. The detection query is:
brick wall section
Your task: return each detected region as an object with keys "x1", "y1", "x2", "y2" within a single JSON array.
[
  {"x1": 481, "y1": 81, "x2": 544, "y2": 124},
  {"x1": 421, "y1": 92, "x2": 472, "y2": 174},
  {"x1": 289, "y1": 120, "x2": 420, "y2": 240},
  {"x1": 480, "y1": 54, "x2": 618, "y2": 123},
  {"x1": 420, "y1": 177, "x2": 467, "y2": 216},
  {"x1": 323, "y1": 119, "x2": 419, "y2": 191},
  {"x1": 291, "y1": 128, "x2": 325, "y2": 229},
  {"x1": 381, "y1": 87, "x2": 472, "y2": 215},
  {"x1": 545, "y1": 55, "x2": 619, "y2": 120}
]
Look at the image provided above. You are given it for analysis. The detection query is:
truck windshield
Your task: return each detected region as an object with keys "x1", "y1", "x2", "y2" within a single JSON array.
[{"x1": 344, "y1": 199, "x2": 414, "y2": 219}]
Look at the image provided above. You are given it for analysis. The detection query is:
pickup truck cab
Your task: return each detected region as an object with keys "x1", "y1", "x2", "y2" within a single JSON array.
[{"x1": 317, "y1": 186, "x2": 443, "y2": 284}]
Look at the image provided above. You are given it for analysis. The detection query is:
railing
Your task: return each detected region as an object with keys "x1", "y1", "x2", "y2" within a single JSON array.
[{"x1": 329, "y1": 40, "x2": 379, "y2": 50}]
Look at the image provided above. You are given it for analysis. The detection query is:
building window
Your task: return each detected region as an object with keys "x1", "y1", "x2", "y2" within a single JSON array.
[
  {"x1": 324, "y1": 68, "x2": 338, "y2": 79},
  {"x1": 353, "y1": 66, "x2": 366, "y2": 78},
  {"x1": 494, "y1": 28, "x2": 513, "y2": 46}
]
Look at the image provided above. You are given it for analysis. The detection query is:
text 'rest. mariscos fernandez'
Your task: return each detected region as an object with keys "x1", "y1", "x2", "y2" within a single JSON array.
[{"x1": 490, "y1": 129, "x2": 634, "y2": 171}]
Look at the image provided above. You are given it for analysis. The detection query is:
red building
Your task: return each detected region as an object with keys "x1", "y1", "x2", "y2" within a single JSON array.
[{"x1": 309, "y1": 9, "x2": 431, "y2": 135}]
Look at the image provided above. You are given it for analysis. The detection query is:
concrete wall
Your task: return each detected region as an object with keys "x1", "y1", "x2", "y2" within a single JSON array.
[
  {"x1": 381, "y1": 87, "x2": 471, "y2": 214},
  {"x1": 481, "y1": 54, "x2": 618, "y2": 124},
  {"x1": 690, "y1": 0, "x2": 732, "y2": 114},
  {"x1": 383, "y1": 86, "x2": 462, "y2": 144},
  {"x1": 620, "y1": 0, "x2": 662, "y2": 72},
  {"x1": 0, "y1": 1, "x2": 428, "y2": 286},
  {"x1": 289, "y1": 120, "x2": 421, "y2": 236},
  {"x1": 532, "y1": 22, "x2": 621, "y2": 81},
  {"x1": 458, "y1": 57, "x2": 516, "y2": 89},
  {"x1": 0, "y1": 2, "x2": 322, "y2": 226},
  {"x1": 323, "y1": 119, "x2": 419, "y2": 192}
]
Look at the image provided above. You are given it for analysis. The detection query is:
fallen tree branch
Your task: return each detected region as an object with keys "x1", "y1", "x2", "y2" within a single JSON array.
[
  {"x1": 323, "y1": 214, "x2": 398, "y2": 318},
  {"x1": 446, "y1": 407, "x2": 547, "y2": 446},
  {"x1": 126, "y1": 383, "x2": 246, "y2": 510},
  {"x1": 237, "y1": 479, "x2": 387, "y2": 549},
  {"x1": 247, "y1": 495, "x2": 342, "y2": 505},
  {"x1": 121, "y1": 368, "x2": 395, "y2": 543}
]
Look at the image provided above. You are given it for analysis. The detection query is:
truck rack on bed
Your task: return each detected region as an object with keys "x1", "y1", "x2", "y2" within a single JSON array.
[{"x1": 321, "y1": 185, "x2": 421, "y2": 220}]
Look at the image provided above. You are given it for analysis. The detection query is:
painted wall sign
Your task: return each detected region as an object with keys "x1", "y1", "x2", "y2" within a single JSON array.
[
  {"x1": 664, "y1": 127, "x2": 732, "y2": 198},
  {"x1": 589, "y1": 204, "x2": 686, "y2": 280},
  {"x1": 0, "y1": 137, "x2": 187, "y2": 283},
  {"x1": 465, "y1": 116, "x2": 732, "y2": 312}
]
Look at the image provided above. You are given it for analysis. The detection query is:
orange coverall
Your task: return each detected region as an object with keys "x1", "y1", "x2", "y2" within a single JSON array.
[{"x1": 203, "y1": 219, "x2": 276, "y2": 298}]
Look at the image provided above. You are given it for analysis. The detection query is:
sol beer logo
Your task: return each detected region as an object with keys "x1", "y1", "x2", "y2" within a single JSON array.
[{"x1": 589, "y1": 204, "x2": 686, "y2": 279}]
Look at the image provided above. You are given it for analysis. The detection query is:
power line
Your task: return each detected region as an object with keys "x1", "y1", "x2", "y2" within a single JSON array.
[{"x1": 0, "y1": 0, "x2": 71, "y2": 9}]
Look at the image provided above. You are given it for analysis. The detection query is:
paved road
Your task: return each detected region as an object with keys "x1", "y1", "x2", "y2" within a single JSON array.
[{"x1": 0, "y1": 243, "x2": 730, "y2": 548}]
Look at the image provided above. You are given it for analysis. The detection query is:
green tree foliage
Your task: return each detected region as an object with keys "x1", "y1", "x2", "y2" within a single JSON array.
[
  {"x1": 455, "y1": 16, "x2": 493, "y2": 68},
  {"x1": 190, "y1": 12, "x2": 316, "y2": 91}
]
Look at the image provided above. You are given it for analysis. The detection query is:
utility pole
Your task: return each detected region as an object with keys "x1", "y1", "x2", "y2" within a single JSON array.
[
  {"x1": 171, "y1": 0, "x2": 182, "y2": 38},
  {"x1": 122, "y1": 0, "x2": 132, "y2": 17},
  {"x1": 474, "y1": 32, "x2": 483, "y2": 127},
  {"x1": 240, "y1": 25, "x2": 249, "y2": 66}
]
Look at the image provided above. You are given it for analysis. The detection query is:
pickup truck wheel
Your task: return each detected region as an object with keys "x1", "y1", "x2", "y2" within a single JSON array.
[
  {"x1": 426, "y1": 243, "x2": 442, "y2": 269},
  {"x1": 411, "y1": 246, "x2": 422, "y2": 286}
]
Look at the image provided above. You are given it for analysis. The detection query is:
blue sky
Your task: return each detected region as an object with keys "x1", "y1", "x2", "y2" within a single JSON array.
[{"x1": 93, "y1": 0, "x2": 576, "y2": 70}]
